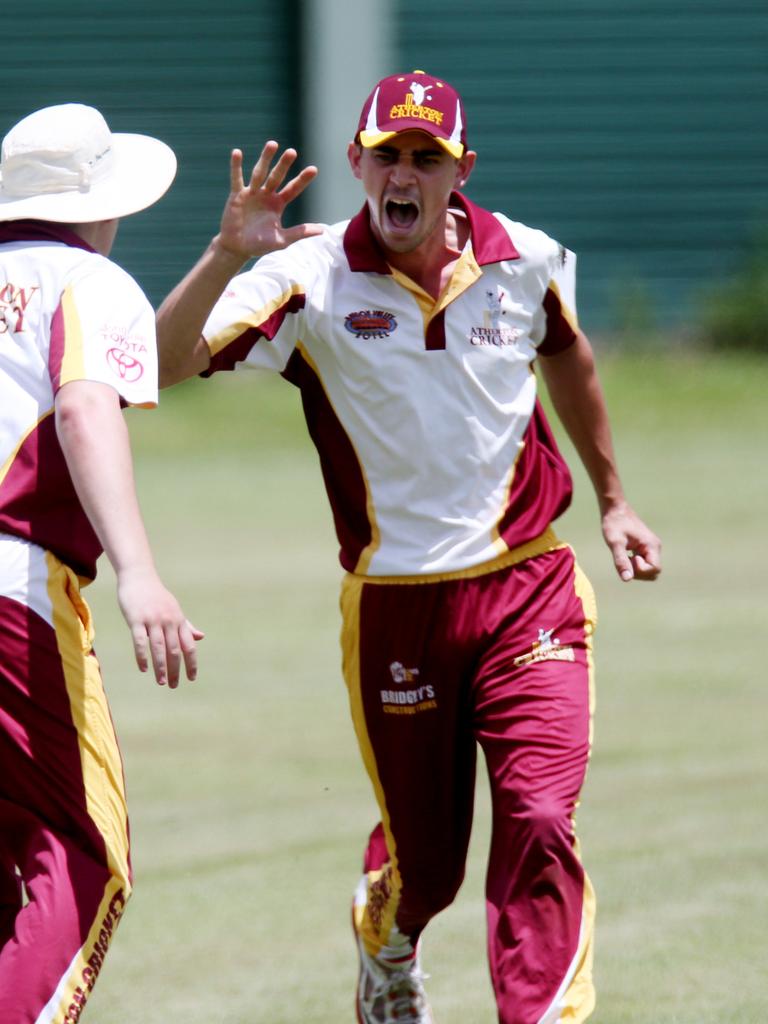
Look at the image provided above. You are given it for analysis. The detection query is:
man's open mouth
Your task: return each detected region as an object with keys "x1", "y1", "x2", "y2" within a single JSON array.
[{"x1": 385, "y1": 198, "x2": 419, "y2": 230}]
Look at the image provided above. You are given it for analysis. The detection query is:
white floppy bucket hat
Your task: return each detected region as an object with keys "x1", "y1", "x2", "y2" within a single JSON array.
[{"x1": 0, "y1": 103, "x2": 177, "y2": 223}]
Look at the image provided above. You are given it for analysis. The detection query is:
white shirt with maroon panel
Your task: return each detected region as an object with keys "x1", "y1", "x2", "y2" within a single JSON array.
[
  {"x1": 202, "y1": 193, "x2": 579, "y2": 577},
  {"x1": 0, "y1": 221, "x2": 158, "y2": 583}
]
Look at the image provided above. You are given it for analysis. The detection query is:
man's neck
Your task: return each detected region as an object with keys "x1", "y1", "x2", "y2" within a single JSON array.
[{"x1": 386, "y1": 211, "x2": 470, "y2": 299}]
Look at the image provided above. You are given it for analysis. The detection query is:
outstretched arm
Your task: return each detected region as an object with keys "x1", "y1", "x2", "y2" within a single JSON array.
[
  {"x1": 537, "y1": 330, "x2": 662, "y2": 582},
  {"x1": 157, "y1": 142, "x2": 322, "y2": 387},
  {"x1": 55, "y1": 380, "x2": 204, "y2": 686}
]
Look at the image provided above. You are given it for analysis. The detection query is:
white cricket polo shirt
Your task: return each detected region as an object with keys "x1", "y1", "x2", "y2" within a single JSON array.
[
  {"x1": 0, "y1": 221, "x2": 158, "y2": 579},
  {"x1": 203, "y1": 193, "x2": 579, "y2": 576}
]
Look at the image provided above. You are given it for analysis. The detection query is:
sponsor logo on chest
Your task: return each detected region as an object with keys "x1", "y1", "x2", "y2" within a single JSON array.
[
  {"x1": 344, "y1": 309, "x2": 398, "y2": 340},
  {"x1": 469, "y1": 286, "x2": 523, "y2": 348}
]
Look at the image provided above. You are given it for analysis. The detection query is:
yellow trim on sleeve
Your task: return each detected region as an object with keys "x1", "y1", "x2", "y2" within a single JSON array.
[
  {"x1": 58, "y1": 285, "x2": 86, "y2": 386},
  {"x1": 547, "y1": 278, "x2": 579, "y2": 334},
  {"x1": 206, "y1": 282, "x2": 305, "y2": 357}
]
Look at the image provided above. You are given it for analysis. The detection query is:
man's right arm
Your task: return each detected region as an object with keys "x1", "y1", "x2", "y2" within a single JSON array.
[
  {"x1": 157, "y1": 142, "x2": 321, "y2": 388},
  {"x1": 157, "y1": 237, "x2": 245, "y2": 386}
]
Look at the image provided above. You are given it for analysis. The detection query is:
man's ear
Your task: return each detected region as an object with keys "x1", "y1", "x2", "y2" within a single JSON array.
[
  {"x1": 347, "y1": 141, "x2": 363, "y2": 180},
  {"x1": 455, "y1": 149, "x2": 477, "y2": 189}
]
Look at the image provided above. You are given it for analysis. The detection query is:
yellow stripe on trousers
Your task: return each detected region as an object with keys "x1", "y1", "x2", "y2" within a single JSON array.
[
  {"x1": 340, "y1": 574, "x2": 403, "y2": 957},
  {"x1": 538, "y1": 558, "x2": 597, "y2": 1024},
  {"x1": 39, "y1": 554, "x2": 132, "y2": 1022}
]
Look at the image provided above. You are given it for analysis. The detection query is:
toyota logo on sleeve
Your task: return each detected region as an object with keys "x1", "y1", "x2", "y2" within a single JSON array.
[{"x1": 107, "y1": 347, "x2": 144, "y2": 382}]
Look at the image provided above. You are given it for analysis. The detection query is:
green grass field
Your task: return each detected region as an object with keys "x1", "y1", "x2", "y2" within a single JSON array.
[{"x1": 84, "y1": 349, "x2": 767, "y2": 1023}]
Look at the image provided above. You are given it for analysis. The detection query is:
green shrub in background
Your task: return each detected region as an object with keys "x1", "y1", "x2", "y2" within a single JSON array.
[{"x1": 698, "y1": 230, "x2": 768, "y2": 353}]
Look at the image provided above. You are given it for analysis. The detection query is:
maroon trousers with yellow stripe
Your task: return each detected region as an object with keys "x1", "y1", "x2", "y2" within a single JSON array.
[
  {"x1": 0, "y1": 555, "x2": 131, "y2": 1024},
  {"x1": 342, "y1": 537, "x2": 597, "y2": 1024}
]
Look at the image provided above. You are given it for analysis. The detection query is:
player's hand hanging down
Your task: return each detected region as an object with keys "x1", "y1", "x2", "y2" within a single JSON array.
[
  {"x1": 601, "y1": 503, "x2": 662, "y2": 582},
  {"x1": 117, "y1": 567, "x2": 204, "y2": 688}
]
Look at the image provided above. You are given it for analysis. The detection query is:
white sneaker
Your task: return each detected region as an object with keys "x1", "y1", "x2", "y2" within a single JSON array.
[{"x1": 355, "y1": 932, "x2": 434, "y2": 1024}]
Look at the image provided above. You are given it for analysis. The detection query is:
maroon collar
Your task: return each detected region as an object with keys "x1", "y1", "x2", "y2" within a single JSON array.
[
  {"x1": 343, "y1": 191, "x2": 520, "y2": 273},
  {"x1": 0, "y1": 219, "x2": 96, "y2": 253}
]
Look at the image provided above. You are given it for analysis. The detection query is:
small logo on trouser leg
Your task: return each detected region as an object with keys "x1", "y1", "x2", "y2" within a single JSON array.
[
  {"x1": 379, "y1": 662, "x2": 437, "y2": 715},
  {"x1": 513, "y1": 628, "x2": 575, "y2": 667}
]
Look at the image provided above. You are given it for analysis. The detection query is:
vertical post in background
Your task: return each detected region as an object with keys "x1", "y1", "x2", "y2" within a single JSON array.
[{"x1": 301, "y1": 0, "x2": 395, "y2": 225}]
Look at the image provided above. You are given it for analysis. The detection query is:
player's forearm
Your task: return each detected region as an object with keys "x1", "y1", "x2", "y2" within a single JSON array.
[
  {"x1": 538, "y1": 332, "x2": 627, "y2": 517},
  {"x1": 55, "y1": 381, "x2": 156, "y2": 577},
  {"x1": 56, "y1": 380, "x2": 204, "y2": 683},
  {"x1": 156, "y1": 235, "x2": 246, "y2": 387}
]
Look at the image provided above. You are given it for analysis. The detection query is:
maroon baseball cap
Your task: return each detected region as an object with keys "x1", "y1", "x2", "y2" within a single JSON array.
[{"x1": 357, "y1": 70, "x2": 467, "y2": 159}]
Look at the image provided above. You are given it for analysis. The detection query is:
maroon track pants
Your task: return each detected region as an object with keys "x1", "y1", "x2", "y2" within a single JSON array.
[
  {"x1": 0, "y1": 556, "x2": 131, "y2": 1024},
  {"x1": 342, "y1": 537, "x2": 597, "y2": 1024}
]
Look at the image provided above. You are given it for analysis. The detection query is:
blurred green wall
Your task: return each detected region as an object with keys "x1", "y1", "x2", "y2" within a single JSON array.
[
  {"x1": 396, "y1": 0, "x2": 768, "y2": 332},
  {"x1": 2, "y1": 1, "x2": 765, "y2": 333},
  {"x1": 1, "y1": 0, "x2": 301, "y2": 308}
]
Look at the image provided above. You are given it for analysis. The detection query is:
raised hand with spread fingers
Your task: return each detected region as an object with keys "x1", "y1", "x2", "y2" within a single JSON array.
[
  {"x1": 157, "y1": 141, "x2": 323, "y2": 385},
  {"x1": 218, "y1": 142, "x2": 323, "y2": 261}
]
